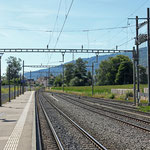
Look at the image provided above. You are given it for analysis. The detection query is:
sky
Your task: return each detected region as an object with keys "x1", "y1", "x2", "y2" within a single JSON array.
[{"x1": 0, "y1": 0, "x2": 150, "y2": 75}]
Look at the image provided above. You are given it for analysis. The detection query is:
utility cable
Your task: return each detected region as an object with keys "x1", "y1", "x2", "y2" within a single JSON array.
[
  {"x1": 47, "y1": 0, "x2": 62, "y2": 46},
  {"x1": 54, "y1": 0, "x2": 75, "y2": 48}
]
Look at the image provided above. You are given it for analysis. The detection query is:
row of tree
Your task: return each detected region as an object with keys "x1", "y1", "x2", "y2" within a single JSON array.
[
  {"x1": 53, "y1": 55, "x2": 148, "y2": 87},
  {"x1": 95, "y1": 55, "x2": 147, "y2": 85},
  {"x1": 4, "y1": 55, "x2": 148, "y2": 87},
  {"x1": 53, "y1": 58, "x2": 92, "y2": 87}
]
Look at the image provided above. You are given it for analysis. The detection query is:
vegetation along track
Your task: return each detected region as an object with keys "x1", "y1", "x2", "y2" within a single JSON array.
[
  {"x1": 39, "y1": 91, "x2": 107, "y2": 150},
  {"x1": 47, "y1": 92, "x2": 150, "y2": 133}
]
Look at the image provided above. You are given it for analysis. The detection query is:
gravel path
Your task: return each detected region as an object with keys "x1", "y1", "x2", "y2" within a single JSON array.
[{"x1": 45, "y1": 92, "x2": 150, "y2": 150}]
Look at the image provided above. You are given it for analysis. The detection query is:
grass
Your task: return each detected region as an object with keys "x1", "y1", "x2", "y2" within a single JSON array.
[
  {"x1": 2, "y1": 88, "x2": 14, "y2": 94},
  {"x1": 51, "y1": 84, "x2": 148, "y2": 97},
  {"x1": 138, "y1": 106, "x2": 150, "y2": 112},
  {"x1": 49, "y1": 85, "x2": 150, "y2": 112}
]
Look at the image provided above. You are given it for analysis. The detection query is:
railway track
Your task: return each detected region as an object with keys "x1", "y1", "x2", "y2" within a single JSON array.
[
  {"x1": 37, "y1": 91, "x2": 107, "y2": 150},
  {"x1": 36, "y1": 91, "x2": 63, "y2": 150},
  {"x1": 46, "y1": 92, "x2": 150, "y2": 133},
  {"x1": 35, "y1": 92, "x2": 42, "y2": 150},
  {"x1": 53, "y1": 92, "x2": 138, "y2": 111},
  {"x1": 52, "y1": 92, "x2": 150, "y2": 119}
]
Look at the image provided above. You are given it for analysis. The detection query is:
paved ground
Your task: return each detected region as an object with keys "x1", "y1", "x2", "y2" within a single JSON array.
[{"x1": 0, "y1": 91, "x2": 36, "y2": 150}]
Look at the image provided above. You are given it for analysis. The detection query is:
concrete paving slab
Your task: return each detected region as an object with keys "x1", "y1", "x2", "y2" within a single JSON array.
[{"x1": 0, "y1": 91, "x2": 36, "y2": 150}]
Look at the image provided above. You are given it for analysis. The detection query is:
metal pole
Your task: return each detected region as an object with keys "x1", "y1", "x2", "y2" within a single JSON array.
[
  {"x1": 9, "y1": 67, "x2": 11, "y2": 102},
  {"x1": 14, "y1": 77, "x2": 16, "y2": 99},
  {"x1": 48, "y1": 68, "x2": 50, "y2": 89},
  {"x1": 20, "y1": 74, "x2": 21, "y2": 95},
  {"x1": 46, "y1": 72, "x2": 48, "y2": 88},
  {"x1": 30, "y1": 71, "x2": 31, "y2": 91},
  {"x1": 0, "y1": 57, "x2": 2, "y2": 106},
  {"x1": 133, "y1": 47, "x2": 136, "y2": 105},
  {"x1": 62, "y1": 64, "x2": 64, "y2": 92},
  {"x1": 136, "y1": 16, "x2": 140, "y2": 105},
  {"x1": 61, "y1": 53, "x2": 65, "y2": 92},
  {"x1": 17, "y1": 76, "x2": 19, "y2": 96},
  {"x1": 23, "y1": 60, "x2": 24, "y2": 94},
  {"x1": 147, "y1": 8, "x2": 150, "y2": 106},
  {"x1": 92, "y1": 62, "x2": 94, "y2": 96}
]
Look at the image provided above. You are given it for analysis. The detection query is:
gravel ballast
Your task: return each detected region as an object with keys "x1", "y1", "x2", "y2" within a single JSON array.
[
  {"x1": 41, "y1": 95, "x2": 101, "y2": 150},
  {"x1": 45, "y1": 92, "x2": 150, "y2": 150}
]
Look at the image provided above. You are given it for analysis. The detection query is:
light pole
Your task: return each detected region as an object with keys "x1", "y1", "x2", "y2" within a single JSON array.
[
  {"x1": 0, "y1": 53, "x2": 4, "y2": 107},
  {"x1": 9, "y1": 66, "x2": 11, "y2": 102}
]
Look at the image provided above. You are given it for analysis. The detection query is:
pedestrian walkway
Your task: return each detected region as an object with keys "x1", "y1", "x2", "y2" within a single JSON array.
[{"x1": 0, "y1": 91, "x2": 36, "y2": 150}]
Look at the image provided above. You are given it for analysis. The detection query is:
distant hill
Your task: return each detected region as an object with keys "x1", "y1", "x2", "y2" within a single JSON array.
[{"x1": 25, "y1": 47, "x2": 147, "y2": 80}]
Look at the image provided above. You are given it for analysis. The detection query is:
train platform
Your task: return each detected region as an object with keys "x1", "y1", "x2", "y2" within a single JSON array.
[{"x1": 0, "y1": 91, "x2": 36, "y2": 150}]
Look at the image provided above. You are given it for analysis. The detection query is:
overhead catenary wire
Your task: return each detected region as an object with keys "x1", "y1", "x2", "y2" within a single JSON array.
[
  {"x1": 47, "y1": 0, "x2": 62, "y2": 46},
  {"x1": 103, "y1": 0, "x2": 149, "y2": 48},
  {"x1": 117, "y1": 37, "x2": 135, "y2": 48},
  {"x1": 54, "y1": 0, "x2": 75, "y2": 48},
  {"x1": 0, "y1": 24, "x2": 135, "y2": 33},
  {"x1": 46, "y1": 0, "x2": 62, "y2": 65}
]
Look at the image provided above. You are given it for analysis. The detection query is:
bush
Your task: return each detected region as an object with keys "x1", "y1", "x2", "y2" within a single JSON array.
[
  {"x1": 108, "y1": 93, "x2": 115, "y2": 99},
  {"x1": 119, "y1": 94, "x2": 126, "y2": 100},
  {"x1": 125, "y1": 91, "x2": 133, "y2": 99}
]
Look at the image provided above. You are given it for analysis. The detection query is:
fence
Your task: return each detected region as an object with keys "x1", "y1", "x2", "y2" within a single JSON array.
[{"x1": 1, "y1": 86, "x2": 28, "y2": 103}]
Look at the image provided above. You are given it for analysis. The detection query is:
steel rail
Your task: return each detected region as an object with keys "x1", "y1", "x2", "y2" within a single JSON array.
[
  {"x1": 60, "y1": 94, "x2": 150, "y2": 124},
  {"x1": 56, "y1": 92, "x2": 150, "y2": 118},
  {"x1": 35, "y1": 92, "x2": 42, "y2": 150},
  {"x1": 52, "y1": 93, "x2": 150, "y2": 133},
  {"x1": 42, "y1": 93, "x2": 108, "y2": 150},
  {"x1": 57, "y1": 92, "x2": 138, "y2": 110},
  {"x1": 38, "y1": 94, "x2": 64, "y2": 150}
]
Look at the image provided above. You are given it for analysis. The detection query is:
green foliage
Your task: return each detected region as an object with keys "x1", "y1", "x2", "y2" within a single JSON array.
[
  {"x1": 69, "y1": 77, "x2": 80, "y2": 86},
  {"x1": 51, "y1": 84, "x2": 147, "y2": 101},
  {"x1": 96, "y1": 55, "x2": 132, "y2": 85},
  {"x1": 126, "y1": 91, "x2": 133, "y2": 97},
  {"x1": 96, "y1": 55, "x2": 147, "y2": 86},
  {"x1": 86, "y1": 71, "x2": 92, "y2": 86},
  {"x1": 64, "y1": 63, "x2": 75, "y2": 86},
  {"x1": 49, "y1": 75, "x2": 55, "y2": 86},
  {"x1": 125, "y1": 91, "x2": 133, "y2": 100},
  {"x1": 2, "y1": 78, "x2": 20, "y2": 85},
  {"x1": 115, "y1": 61, "x2": 133, "y2": 84},
  {"x1": 74, "y1": 58, "x2": 87, "y2": 86},
  {"x1": 55, "y1": 58, "x2": 89, "y2": 87},
  {"x1": 54, "y1": 74, "x2": 63, "y2": 87},
  {"x1": 139, "y1": 65, "x2": 148, "y2": 84},
  {"x1": 6, "y1": 56, "x2": 22, "y2": 80},
  {"x1": 108, "y1": 93, "x2": 115, "y2": 99},
  {"x1": 138, "y1": 106, "x2": 150, "y2": 113}
]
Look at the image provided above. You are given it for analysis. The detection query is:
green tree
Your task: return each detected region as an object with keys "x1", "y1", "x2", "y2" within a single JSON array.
[
  {"x1": 64, "y1": 63, "x2": 75, "y2": 86},
  {"x1": 49, "y1": 74, "x2": 55, "y2": 86},
  {"x1": 115, "y1": 61, "x2": 133, "y2": 85},
  {"x1": 54, "y1": 74, "x2": 63, "y2": 87},
  {"x1": 74, "y1": 58, "x2": 87, "y2": 86},
  {"x1": 96, "y1": 60, "x2": 111, "y2": 85},
  {"x1": 139, "y1": 65, "x2": 148, "y2": 84},
  {"x1": 6, "y1": 56, "x2": 22, "y2": 80},
  {"x1": 96, "y1": 55, "x2": 132, "y2": 85},
  {"x1": 86, "y1": 71, "x2": 92, "y2": 86},
  {"x1": 70, "y1": 77, "x2": 80, "y2": 86}
]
